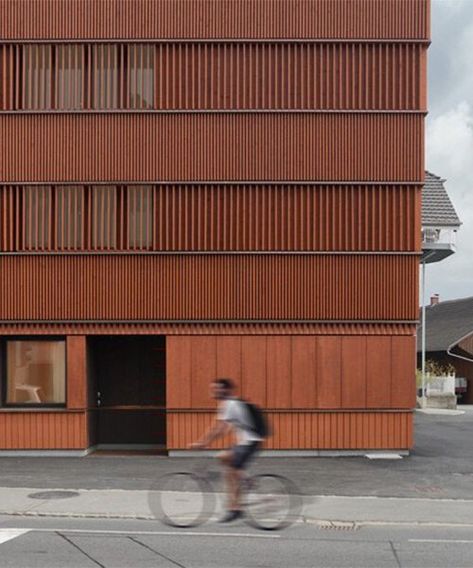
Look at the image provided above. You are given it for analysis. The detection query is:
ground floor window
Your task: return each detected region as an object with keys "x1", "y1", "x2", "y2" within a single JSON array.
[{"x1": 1, "y1": 339, "x2": 66, "y2": 405}]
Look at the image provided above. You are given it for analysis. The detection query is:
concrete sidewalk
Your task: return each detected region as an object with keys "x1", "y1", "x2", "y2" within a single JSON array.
[
  {"x1": 1, "y1": 486, "x2": 473, "y2": 527},
  {"x1": 2, "y1": 409, "x2": 473, "y2": 501}
]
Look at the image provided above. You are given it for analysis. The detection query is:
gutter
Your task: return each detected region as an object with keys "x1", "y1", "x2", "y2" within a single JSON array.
[{"x1": 447, "y1": 330, "x2": 473, "y2": 364}]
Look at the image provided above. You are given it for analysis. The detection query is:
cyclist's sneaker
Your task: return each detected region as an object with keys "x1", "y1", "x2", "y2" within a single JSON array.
[{"x1": 219, "y1": 509, "x2": 243, "y2": 523}]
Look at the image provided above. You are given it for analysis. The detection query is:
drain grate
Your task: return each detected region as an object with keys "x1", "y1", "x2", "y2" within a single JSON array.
[
  {"x1": 318, "y1": 521, "x2": 359, "y2": 531},
  {"x1": 28, "y1": 490, "x2": 80, "y2": 500}
]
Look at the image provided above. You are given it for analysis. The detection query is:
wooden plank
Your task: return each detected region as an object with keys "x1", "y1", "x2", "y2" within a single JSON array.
[
  {"x1": 266, "y1": 336, "x2": 291, "y2": 408},
  {"x1": 316, "y1": 336, "x2": 341, "y2": 408},
  {"x1": 341, "y1": 336, "x2": 367, "y2": 408},
  {"x1": 190, "y1": 336, "x2": 217, "y2": 409},
  {"x1": 391, "y1": 335, "x2": 416, "y2": 408},
  {"x1": 241, "y1": 336, "x2": 267, "y2": 407},
  {"x1": 291, "y1": 336, "x2": 316, "y2": 408},
  {"x1": 166, "y1": 336, "x2": 192, "y2": 408},
  {"x1": 66, "y1": 336, "x2": 87, "y2": 409},
  {"x1": 366, "y1": 336, "x2": 392, "y2": 408},
  {"x1": 216, "y1": 336, "x2": 242, "y2": 395},
  {"x1": 160, "y1": 410, "x2": 414, "y2": 450}
]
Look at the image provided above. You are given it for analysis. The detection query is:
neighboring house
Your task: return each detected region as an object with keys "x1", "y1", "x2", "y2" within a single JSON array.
[
  {"x1": 417, "y1": 296, "x2": 473, "y2": 404},
  {"x1": 0, "y1": 0, "x2": 429, "y2": 454},
  {"x1": 421, "y1": 171, "x2": 461, "y2": 264},
  {"x1": 417, "y1": 172, "x2": 466, "y2": 399}
]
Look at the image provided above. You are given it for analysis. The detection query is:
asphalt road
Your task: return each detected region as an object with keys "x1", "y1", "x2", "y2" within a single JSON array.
[
  {"x1": 0, "y1": 409, "x2": 472, "y2": 499},
  {"x1": 1, "y1": 515, "x2": 473, "y2": 568},
  {"x1": 0, "y1": 410, "x2": 472, "y2": 566}
]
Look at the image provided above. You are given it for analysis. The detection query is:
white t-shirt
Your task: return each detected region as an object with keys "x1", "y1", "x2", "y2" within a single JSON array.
[{"x1": 217, "y1": 398, "x2": 263, "y2": 446}]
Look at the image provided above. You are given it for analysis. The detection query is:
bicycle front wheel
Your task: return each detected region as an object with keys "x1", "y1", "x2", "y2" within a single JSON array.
[
  {"x1": 149, "y1": 472, "x2": 215, "y2": 528},
  {"x1": 243, "y1": 474, "x2": 302, "y2": 531}
]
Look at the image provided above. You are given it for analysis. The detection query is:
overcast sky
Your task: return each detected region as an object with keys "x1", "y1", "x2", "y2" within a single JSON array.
[{"x1": 424, "y1": 0, "x2": 473, "y2": 303}]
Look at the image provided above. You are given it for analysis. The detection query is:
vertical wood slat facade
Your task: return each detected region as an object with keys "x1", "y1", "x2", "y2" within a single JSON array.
[
  {"x1": 167, "y1": 411, "x2": 413, "y2": 450},
  {"x1": 0, "y1": 0, "x2": 430, "y2": 41},
  {"x1": 0, "y1": 255, "x2": 419, "y2": 321},
  {"x1": 0, "y1": 412, "x2": 87, "y2": 449},
  {"x1": 1, "y1": 43, "x2": 427, "y2": 111},
  {"x1": 1, "y1": 184, "x2": 422, "y2": 252},
  {"x1": 0, "y1": 114, "x2": 423, "y2": 182},
  {"x1": 0, "y1": 0, "x2": 428, "y2": 451},
  {"x1": 166, "y1": 336, "x2": 416, "y2": 411}
]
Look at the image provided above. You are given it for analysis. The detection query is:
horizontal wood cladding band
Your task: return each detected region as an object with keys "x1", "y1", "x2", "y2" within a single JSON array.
[
  {"x1": 0, "y1": 0, "x2": 430, "y2": 41},
  {"x1": 0, "y1": 322, "x2": 417, "y2": 336},
  {"x1": 0, "y1": 255, "x2": 419, "y2": 321},
  {"x1": 0, "y1": 184, "x2": 421, "y2": 253},
  {"x1": 167, "y1": 411, "x2": 414, "y2": 449},
  {"x1": 0, "y1": 114, "x2": 424, "y2": 182},
  {"x1": 0, "y1": 411, "x2": 87, "y2": 449},
  {"x1": 0, "y1": 43, "x2": 427, "y2": 111}
]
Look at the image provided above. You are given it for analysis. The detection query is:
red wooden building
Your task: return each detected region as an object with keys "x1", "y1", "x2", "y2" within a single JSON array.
[{"x1": 0, "y1": 0, "x2": 429, "y2": 454}]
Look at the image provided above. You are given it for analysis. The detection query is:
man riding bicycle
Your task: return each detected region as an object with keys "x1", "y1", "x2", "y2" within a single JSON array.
[{"x1": 190, "y1": 378, "x2": 264, "y2": 523}]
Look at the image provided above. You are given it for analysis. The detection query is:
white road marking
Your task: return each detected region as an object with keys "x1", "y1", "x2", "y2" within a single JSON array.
[
  {"x1": 409, "y1": 539, "x2": 473, "y2": 544},
  {"x1": 0, "y1": 529, "x2": 30, "y2": 545},
  {"x1": 2, "y1": 527, "x2": 280, "y2": 539}
]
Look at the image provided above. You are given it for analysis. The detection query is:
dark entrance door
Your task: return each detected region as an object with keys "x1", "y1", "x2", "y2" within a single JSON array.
[{"x1": 88, "y1": 336, "x2": 166, "y2": 447}]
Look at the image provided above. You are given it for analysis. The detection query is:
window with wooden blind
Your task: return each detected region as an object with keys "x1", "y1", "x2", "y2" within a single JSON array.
[
  {"x1": 56, "y1": 45, "x2": 85, "y2": 110},
  {"x1": 22, "y1": 45, "x2": 52, "y2": 110},
  {"x1": 90, "y1": 185, "x2": 118, "y2": 250},
  {"x1": 0, "y1": 185, "x2": 157, "y2": 251},
  {"x1": 91, "y1": 45, "x2": 119, "y2": 110},
  {"x1": 127, "y1": 185, "x2": 153, "y2": 249},
  {"x1": 0, "y1": 45, "x2": 19, "y2": 109},
  {"x1": 55, "y1": 185, "x2": 84, "y2": 249},
  {"x1": 127, "y1": 45, "x2": 154, "y2": 109},
  {"x1": 0, "y1": 43, "x2": 156, "y2": 110},
  {"x1": 23, "y1": 186, "x2": 52, "y2": 250}
]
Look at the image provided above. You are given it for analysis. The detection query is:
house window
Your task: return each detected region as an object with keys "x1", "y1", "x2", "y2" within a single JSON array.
[
  {"x1": 91, "y1": 185, "x2": 117, "y2": 249},
  {"x1": 23, "y1": 186, "x2": 52, "y2": 250},
  {"x1": 0, "y1": 45, "x2": 19, "y2": 110},
  {"x1": 55, "y1": 186, "x2": 84, "y2": 249},
  {"x1": 3, "y1": 340, "x2": 66, "y2": 405},
  {"x1": 127, "y1": 185, "x2": 153, "y2": 248},
  {"x1": 2, "y1": 43, "x2": 157, "y2": 110},
  {"x1": 128, "y1": 45, "x2": 155, "y2": 109},
  {"x1": 55, "y1": 45, "x2": 85, "y2": 110},
  {"x1": 91, "y1": 45, "x2": 119, "y2": 109},
  {"x1": 22, "y1": 45, "x2": 52, "y2": 110}
]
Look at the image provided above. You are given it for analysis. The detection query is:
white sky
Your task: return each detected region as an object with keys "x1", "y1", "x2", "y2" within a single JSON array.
[{"x1": 424, "y1": 0, "x2": 473, "y2": 303}]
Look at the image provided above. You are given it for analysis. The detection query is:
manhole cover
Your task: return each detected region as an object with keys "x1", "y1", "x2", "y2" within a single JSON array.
[{"x1": 28, "y1": 490, "x2": 80, "y2": 500}]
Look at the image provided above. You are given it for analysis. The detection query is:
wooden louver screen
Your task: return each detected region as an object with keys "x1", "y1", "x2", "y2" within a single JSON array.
[
  {"x1": 0, "y1": 43, "x2": 424, "y2": 111},
  {"x1": 0, "y1": 184, "x2": 419, "y2": 253},
  {"x1": 0, "y1": 185, "x2": 155, "y2": 252},
  {"x1": 0, "y1": 44, "x2": 155, "y2": 110}
]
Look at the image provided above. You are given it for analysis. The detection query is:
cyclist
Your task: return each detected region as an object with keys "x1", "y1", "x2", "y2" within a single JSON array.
[{"x1": 190, "y1": 378, "x2": 263, "y2": 522}]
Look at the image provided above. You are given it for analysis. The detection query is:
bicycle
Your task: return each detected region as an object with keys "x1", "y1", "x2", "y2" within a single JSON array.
[{"x1": 148, "y1": 459, "x2": 303, "y2": 531}]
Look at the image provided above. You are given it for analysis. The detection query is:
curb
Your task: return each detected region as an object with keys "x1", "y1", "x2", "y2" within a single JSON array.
[{"x1": 3, "y1": 510, "x2": 473, "y2": 529}]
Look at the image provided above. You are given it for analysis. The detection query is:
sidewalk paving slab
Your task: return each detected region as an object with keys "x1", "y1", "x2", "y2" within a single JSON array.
[{"x1": 2, "y1": 487, "x2": 473, "y2": 527}]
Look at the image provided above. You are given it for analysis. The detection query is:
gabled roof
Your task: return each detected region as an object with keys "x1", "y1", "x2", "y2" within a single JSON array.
[
  {"x1": 417, "y1": 296, "x2": 473, "y2": 352},
  {"x1": 423, "y1": 171, "x2": 461, "y2": 227}
]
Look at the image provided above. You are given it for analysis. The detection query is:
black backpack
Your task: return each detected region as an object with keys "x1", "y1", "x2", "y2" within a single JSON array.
[{"x1": 239, "y1": 399, "x2": 271, "y2": 438}]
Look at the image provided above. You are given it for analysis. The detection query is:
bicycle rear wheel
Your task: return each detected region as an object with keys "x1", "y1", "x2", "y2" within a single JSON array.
[
  {"x1": 243, "y1": 474, "x2": 302, "y2": 531},
  {"x1": 149, "y1": 472, "x2": 215, "y2": 528}
]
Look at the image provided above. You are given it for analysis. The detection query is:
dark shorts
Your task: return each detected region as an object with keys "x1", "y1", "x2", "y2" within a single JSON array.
[{"x1": 231, "y1": 441, "x2": 260, "y2": 470}]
